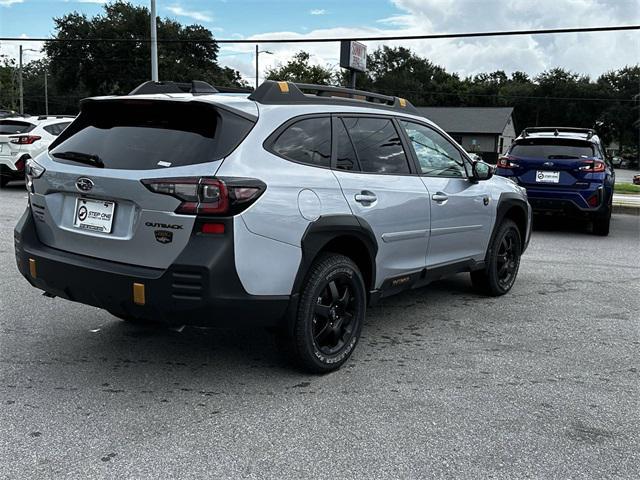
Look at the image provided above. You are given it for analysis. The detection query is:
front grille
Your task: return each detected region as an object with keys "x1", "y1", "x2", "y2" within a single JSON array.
[{"x1": 171, "y1": 270, "x2": 204, "y2": 300}]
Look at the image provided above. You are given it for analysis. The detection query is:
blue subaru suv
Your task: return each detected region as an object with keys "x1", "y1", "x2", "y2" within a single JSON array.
[{"x1": 496, "y1": 127, "x2": 614, "y2": 236}]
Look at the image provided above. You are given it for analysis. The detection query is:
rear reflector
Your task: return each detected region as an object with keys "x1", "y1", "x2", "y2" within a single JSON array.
[
  {"x1": 29, "y1": 258, "x2": 37, "y2": 278},
  {"x1": 201, "y1": 222, "x2": 225, "y2": 234},
  {"x1": 133, "y1": 283, "x2": 146, "y2": 305}
]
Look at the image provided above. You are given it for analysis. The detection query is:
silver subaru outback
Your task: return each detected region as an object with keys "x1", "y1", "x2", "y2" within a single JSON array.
[{"x1": 15, "y1": 80, "x2": 531, "y2": 372}]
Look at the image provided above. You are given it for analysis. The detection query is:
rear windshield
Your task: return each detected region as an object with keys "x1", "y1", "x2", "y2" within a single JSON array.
[
  {"x1": 50, "y1": 100, "x2": 255, "y2": 170},
  {"x1": 0, "y1": 121, "x2": 36, "y2": 134},
  {"x1": 510, "y1": 139, "x2": 597, "y2": 159}
]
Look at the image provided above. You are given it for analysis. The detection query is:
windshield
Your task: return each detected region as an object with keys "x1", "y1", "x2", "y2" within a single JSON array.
[
  {"x1": 510, "y1": 139, "x2": 597, "y2": 159},
  {"x1": 0, "y1": 121, "x2": 36, "y2": 134},
  {"x1": 50, "y1": 100, "x2": 255, "y2": 170}
]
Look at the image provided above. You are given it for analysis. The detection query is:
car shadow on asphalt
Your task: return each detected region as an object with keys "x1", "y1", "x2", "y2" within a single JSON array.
[{"x1": 35, "y1": 273, "x2": 482, "y2": 381}]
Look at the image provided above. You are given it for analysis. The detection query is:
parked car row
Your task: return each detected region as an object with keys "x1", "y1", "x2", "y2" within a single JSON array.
[{"x1": 0, "y1": 115, "x2": 75, "y2": 187}]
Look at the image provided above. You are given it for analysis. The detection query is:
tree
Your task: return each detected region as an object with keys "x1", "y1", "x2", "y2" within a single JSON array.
[
  {"x1": 340, "y1": 46, "x2": 462, "y2": 106},
  {"x1": 44, "y1": 1, "x2": 246, "y2": 103},
  {"x1": 265, "y1": 51, "x2": 334, "y2": 85}
]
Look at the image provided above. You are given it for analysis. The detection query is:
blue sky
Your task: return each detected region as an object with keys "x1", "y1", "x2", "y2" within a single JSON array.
[{"x1": 1, "y1": 0, "x2": 638, "y2": 86}]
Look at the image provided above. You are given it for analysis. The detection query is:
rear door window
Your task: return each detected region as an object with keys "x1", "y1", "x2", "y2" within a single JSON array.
[
  {"x1": 50, "y1": 100, "x2": 255, "y2": 170},
  {"x1": 341, "y1": 117, "x2": 410, "y2": 174},
  {"x1": 510, "y1": 139, "x2": 597, "y2": 159},
  {"x1": 0, "y1": 121, "x2": 36, "y2": 134},
  {"x1": 271, "y1": 116, "x2": 331, "y2": 168}
]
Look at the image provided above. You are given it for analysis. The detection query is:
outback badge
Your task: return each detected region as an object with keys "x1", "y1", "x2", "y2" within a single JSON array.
[{"x1": 154, "y1": 230, "x2": 173, "y2": 244}]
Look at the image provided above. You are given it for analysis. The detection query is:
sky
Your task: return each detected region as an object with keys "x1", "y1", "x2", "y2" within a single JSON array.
[{"x1": 0, "y1": 0, "x2": 638, "y2": 87}]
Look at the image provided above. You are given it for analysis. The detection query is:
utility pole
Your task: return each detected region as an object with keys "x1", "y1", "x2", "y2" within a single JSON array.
[
  {"x1": 18, "y1": 45, "x2": 23, "y2": 114},
  {"x1": 254, "y1": 45, "x2": 273, "y2": 90},
  {"x1": 150, "y1": 0, "x2": 158, "y2": 81},
  {"x1": 44, "y1": 64, "x2": 48, "y2": 115}
]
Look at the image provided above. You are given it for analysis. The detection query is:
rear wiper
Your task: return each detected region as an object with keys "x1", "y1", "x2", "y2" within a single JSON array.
[
  {"x1": 547, "y1": 155, "x2": 579, "y2": 159},
  {"x1": 52, "y1": 151, "x2": 104, "y2": 168}
]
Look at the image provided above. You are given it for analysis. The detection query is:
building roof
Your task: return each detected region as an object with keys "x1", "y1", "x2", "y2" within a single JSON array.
[{"x1": 415, "y1": 107, "x2": 514, "y2": 135}]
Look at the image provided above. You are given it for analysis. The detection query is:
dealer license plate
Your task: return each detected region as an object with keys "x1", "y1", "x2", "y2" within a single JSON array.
[
  {"x1": 73, "y1": 198, "x2": 115, "y2": 233},
  {"x1": 536, "y1": 171, "x2": 560, "y2": 183}
]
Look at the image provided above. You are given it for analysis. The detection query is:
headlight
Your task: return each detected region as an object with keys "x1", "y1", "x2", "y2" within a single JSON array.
[{"x1": 25, "y1": 159, "x2": 46, "y2": 179}]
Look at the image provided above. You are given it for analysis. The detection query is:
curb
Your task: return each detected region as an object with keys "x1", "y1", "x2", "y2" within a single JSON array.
[{"x1": 613, "y1": 203, "x2": 640, "y2": 215}]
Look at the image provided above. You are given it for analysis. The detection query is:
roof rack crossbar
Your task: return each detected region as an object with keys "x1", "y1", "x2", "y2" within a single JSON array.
[
  {"x1": 521, "y1": 126, "x2": 596, "y2": 138},
  {"x1": 128, "y1": 80, "x2": 219, "y2": 96},
  {"x1": 248, "y1": 80, "x2": 419, "y2": 114}
]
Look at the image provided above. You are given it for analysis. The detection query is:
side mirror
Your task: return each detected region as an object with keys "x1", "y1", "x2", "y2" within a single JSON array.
[{"x1": 472, "y1": 160, "x2": 494, "y2": 181}]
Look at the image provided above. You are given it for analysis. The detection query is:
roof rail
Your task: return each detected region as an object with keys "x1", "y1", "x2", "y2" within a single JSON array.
[
  {"x1": 521, "y1": 126, "x2": 596, "y2": 139},
  {"x1": 248, "y1": 80, "x2": 419, "y2": 114},
  {"x1": 128, "y1": 80, "x2": 219, "y2": 96},
  {"x1": 36, "y1": 115, "x2": 76, "y2": 120}
]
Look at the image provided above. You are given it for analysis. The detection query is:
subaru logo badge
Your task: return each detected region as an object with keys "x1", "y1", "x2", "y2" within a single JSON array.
[{"x1": 76, "y1": 177, "x2": 94, "y2": 192}]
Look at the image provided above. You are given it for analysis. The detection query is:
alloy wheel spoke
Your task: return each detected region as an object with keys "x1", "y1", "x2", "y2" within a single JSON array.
[
  {"x1": 328, "y1": 281, "x2": 340, "y2": 302},
  {"x1": 339, "y1": 287, "x2": 350, "y2": 307},
  {"x1": 315, "y1": 303, "x2": 331, "y2": 318},
  {"x1": 314, "y1": 322, "x2": 332, "y2": 343}
]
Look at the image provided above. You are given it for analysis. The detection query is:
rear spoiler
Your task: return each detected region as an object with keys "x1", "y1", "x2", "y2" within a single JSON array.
[{"x1": 521, "y1": 127, "x2": 595, "y2": 139}]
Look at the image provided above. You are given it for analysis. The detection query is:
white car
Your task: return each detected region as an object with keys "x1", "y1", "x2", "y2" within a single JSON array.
[{"x1": 0, "y1": 115, "x2": 74, "y2": 187}]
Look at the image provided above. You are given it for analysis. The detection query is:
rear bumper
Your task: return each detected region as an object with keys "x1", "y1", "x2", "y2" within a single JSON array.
[
  {"x1": 525, "y1": 187, "x2": 611, "y2": 217},
  {"x1": 14, "y1": 208, "x2": 290, "y2": 327}
]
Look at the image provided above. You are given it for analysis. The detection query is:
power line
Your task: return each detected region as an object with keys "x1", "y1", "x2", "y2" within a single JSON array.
[{"x1": 0, "y1": 25, "x2": 638, "y2": 44}]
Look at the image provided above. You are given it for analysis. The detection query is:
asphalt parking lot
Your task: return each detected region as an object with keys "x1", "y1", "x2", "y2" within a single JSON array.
[{"x1": 1, "y1": 183, "x2": 639, "y2": 479}]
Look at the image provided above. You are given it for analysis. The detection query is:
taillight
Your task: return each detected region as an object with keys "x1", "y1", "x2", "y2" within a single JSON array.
[
  {"x1": 579, "y1": 160, "x2": 605, "y2": 173},
  {"x1": 141, "y1": 177, "x2": 265, "y2": 216},
  {"x1": 9, "y1": 135, "x2": 41, "y2": 145},
  {"x1": 497, "y1": 156, "x2": 519, "y2": 169}
]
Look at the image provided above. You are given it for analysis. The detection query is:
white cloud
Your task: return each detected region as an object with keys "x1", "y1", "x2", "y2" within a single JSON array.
[
  {"x1": 309, "y1": 9, "x2": 326, "y2": 15},
  {"x1": 0, "y1": 0, "x2": 24, "y2": 6},
  {"x1": 221, "y1": 0, "x2": 639, "y2": 87},
  {"x1": 166, "y1": 4, "x2": 213, "y2": 23}
]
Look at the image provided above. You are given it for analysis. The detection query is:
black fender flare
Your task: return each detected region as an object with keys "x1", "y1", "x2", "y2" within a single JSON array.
[
  {"x1": 486, "y1": 193, "x2": 530, "y2": 262},
  {"x1": 284, "y1": 215, "x2": 378, "y2": 333}
]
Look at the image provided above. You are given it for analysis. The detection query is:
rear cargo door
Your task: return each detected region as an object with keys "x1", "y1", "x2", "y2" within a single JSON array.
[
  {"x1": 509, "y1": 138, "x2": 599, "y2": 187},
  {"x1": 29, "y1": 98, "x2": 255, "y2": 269}
]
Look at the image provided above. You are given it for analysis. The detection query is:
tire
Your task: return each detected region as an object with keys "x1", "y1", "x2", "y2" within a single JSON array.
[
  {"x1": 0, "y1": 175, "x2": 9, "y2": 188},
  {"x1": 287, "y1": 253, "x2": 366, "y2": 373},
  {"x1": 471, "y1": 219, "x2": 522, "y2": 296},
  {"x1": 592, "y1": 197, "x2": 612, "y2": 236}
]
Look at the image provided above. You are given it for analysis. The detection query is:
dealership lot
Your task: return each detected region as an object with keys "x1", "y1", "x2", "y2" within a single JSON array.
[{"x1": 1, "y1": 184, "x2": 639, "y2": 479}]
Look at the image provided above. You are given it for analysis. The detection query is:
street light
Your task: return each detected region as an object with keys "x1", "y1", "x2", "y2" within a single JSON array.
[
  {"x1": 18, "y1": 46, "x2": 42, "y2": 115},
  {"x1": 255, "y1": 45, "x2": 273, "y2": 90}
]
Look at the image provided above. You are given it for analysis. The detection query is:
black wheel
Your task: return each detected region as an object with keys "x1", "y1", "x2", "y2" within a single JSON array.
[
  {"x1": 289, "y1": 253, "x2": 366, "y2": 373},
  {"x1": 592, "y1": 197, "x2": 612, "y2": 236},
  {"x1": 471, "y1": 219, "x2": 522, "y2": 296},
  {"x1": 0, "y1": 175, "x2": 9, "y2": 188}
]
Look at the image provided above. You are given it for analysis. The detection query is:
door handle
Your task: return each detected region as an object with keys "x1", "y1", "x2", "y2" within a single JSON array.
[
  {"x1": 432, "y1": 192, "x2": 448, "y2": 203},
  {"x1": 354, "y1": 191, "x2": 377, "y2": 204}
]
